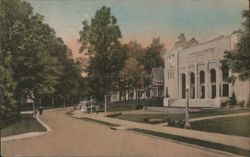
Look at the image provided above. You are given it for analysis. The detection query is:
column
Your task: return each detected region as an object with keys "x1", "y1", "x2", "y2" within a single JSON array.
[
  {"x1": 216, "y1": 60, "x2": 222, "y2": 97},
  {"x1": 205, "y1": 62, "x2": 210, "y2": 99},
  {"x1": 195, "y1": 63, "x2": 198, "y2": 99}
]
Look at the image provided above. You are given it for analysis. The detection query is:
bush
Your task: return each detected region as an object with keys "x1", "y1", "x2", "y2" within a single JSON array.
[
  {"x1": 106, "y1": 112, "x2": 122, "y2": 117},
  {"x1": 229, "y1": 92, "x2": 237, "y2": 105},
  {"x1": 167, "y1": 119, "x2": 185, "y2": 128},
  {"x1": 135, "y1": 104, "x2": 143, "y2": 110}
]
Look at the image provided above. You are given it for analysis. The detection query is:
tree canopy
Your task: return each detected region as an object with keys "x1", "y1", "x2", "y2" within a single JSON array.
[
  {"x1": 0, "y1": 0, "x2": 84, "y2": 119},
  {"x1": 224, "y1": 9, "x2": 250, "y2": 81},
  {"x1": 79, "y1": 6, "x2": 126, "y2": 101},
  {"x1": 143, "y1": 37, "x2": 165, "y2": 74}
]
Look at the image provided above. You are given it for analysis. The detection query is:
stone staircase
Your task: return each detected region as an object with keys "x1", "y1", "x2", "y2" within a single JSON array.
[{"x1": 165, "y1": 98, "x2": 217, "y2": 108}]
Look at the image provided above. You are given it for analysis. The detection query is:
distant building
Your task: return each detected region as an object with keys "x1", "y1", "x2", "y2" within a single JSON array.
[
  {"x1": 164, "y1": 33, "x2": 250, "y2": 108},
  {"x1": 109, "y1": 68, "x2": 164, "y2": 102},
  {"x1": 150, "y1": 67, "x2": 164, "y2": 97}
]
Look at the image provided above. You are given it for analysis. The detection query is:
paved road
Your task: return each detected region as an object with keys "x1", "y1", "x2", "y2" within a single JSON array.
[{"x1": 1, "y1": 108, "x2": 234, "y2": 157}]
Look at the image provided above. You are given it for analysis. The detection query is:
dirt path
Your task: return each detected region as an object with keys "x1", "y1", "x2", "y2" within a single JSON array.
[{"x1": 1, "y1": 108, "x2": 235, "y2": 157}]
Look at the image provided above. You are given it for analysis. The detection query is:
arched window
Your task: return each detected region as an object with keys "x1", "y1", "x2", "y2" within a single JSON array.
[
  {"x1": 190, "y1": 72, "x2": 195, "y2": 99},
  {"x1": 210, "y1": 69, "x2": 216, "y2": 98},
  {"x1": 222, "y1": 68, "x2": 229, "y2": 97},
  {"x1": 182, "y1": 74, "x2": 186, "y2": 98},
  {"x1": 200, "y1": 71, "x2": 205, "y2": 99}
]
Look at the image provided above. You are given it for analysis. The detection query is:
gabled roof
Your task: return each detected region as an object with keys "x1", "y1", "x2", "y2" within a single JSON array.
[{"x1": 151, "y1": 67, "x2": 164, "y2": 82}]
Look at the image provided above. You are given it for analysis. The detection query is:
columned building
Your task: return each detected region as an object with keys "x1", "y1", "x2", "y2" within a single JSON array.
[{"x1": 164, "y1": 33, "x2": 250, "y2": 108}]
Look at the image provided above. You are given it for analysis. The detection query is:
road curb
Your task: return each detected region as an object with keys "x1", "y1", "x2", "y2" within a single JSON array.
[
  {"x1": 1, "y1": 116, "x2": 50, "y2": 143},
  {"x1": 122, "y1": 128, "x2": 244, "y2": 157}
]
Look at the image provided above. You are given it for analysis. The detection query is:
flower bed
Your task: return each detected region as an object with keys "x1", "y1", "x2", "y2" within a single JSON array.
[{"x1": 106, "y1": 112, "x2": 122, "y2": 117}]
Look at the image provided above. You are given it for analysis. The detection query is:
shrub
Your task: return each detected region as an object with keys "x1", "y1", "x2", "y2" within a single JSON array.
[
  {"x1": 229, "y1": 92, "x2": 237, "y2": 105},
  {"x1": 106, "y1": 112, "x2": 122, "y2": 117},
  {"x1": 135, "y1": 104, "x2": 143, "y2": 110}
]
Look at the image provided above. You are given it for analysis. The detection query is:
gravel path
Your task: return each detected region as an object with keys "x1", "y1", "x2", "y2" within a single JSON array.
[{"x1": 1, "y1": 108, "x2": 234, "y2": 157}]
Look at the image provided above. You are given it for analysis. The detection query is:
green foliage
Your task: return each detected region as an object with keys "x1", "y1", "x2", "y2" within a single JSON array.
[
  {"x1": 120, "y1": 58, "x2": 146, "y2": 92},
  {"x1": 79, "y1": 6, "x2": 126, "y2": 100},
  {"x1": 229, "y1": 92, "x2": 237, "y2": 105},
  {"x1": 143, "y1": 37, "x2": 165, "y2": 74},
  {"x1": 224, "y1": 10, "x2": 250, "y2": 81},
  {"x1": 0, "y1": 65, "x2": 16, "y2": 121},
  {"x1": 0, "y1": 0, "x2": 84, "y2": 119}
]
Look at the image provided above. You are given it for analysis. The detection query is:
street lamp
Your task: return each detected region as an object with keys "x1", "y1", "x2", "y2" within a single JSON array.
[
  {"x1": 90, "y1": 96, "x2": 93, "y2": 114},
  {"x1": 104, "y1": 95, "x2": 107, "y2": 113},
  {"x1": 185, "y1": 87, "x2": 191, "y2": 129}
]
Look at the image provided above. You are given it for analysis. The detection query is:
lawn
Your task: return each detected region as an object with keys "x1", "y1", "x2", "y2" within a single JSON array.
[
  {"x1": 1, "y1": 116, "x2": 47, "y2": 137},
  {"x1": 128, "y1": 128, "x2": 250, "y2": 157},
  {"x1": 115, "y1": 109, "x2": 250, "y2": 124},
  {"x1": 116, "y1": 113, "x2": 184, "y2": 123},
  {"x1": 107, "y1": 98, "x2": 163, "y2": 112},
  {"x1": 191, "y1": 115, "x2": 250, "y2": 137},
  {"x1": 190, "y1": 108, "x2": 250, "y2": 118}
]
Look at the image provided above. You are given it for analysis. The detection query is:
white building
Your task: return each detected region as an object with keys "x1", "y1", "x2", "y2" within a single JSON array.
[{"x1": 164, "y1": 33, "x2": 250, "y2": 108}]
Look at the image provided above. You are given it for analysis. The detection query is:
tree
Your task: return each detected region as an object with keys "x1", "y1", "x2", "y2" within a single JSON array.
[
  {"x1": 0, "y1": 0, "x2": 84, "y2": 118},
  {"x1": 79, "y1": 6, "x2": 126, "y2": 101},
  {"x1": 125, "y1": 40, "x2": 145, "y2": 64},
  {"x1": 120, "y1": 58, "x2": 146, "y2": 100},
  {"x1": 224, "y1": 9, "x2": 250, "y2": 81},
  {"x1": 143, "y1": 37, "x2": 165, "y2": 74}
]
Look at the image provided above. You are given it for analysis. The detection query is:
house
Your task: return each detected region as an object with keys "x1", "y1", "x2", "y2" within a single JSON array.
[{"x1": 150, "y1": 67, "x2": 164, "y2": 97}]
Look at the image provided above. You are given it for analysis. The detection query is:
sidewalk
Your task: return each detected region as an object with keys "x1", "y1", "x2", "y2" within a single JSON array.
[
  {"x1": 72, "y1": 110, "x2": 250, "y2": 150},
  {"x1": 190, "y1": 112, "x2": 250, "y2": 122}
]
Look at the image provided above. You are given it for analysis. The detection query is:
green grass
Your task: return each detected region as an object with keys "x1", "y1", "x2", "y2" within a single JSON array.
[
  {"x1": 1, "y1": 116, "x2": 47, "y2": 137},
  {"x1": 115, "y1": 109, "x2": 250, "y2": 124},
  {"x1": 79, "y1": 117, "x2": 120, "y2": 127},
  {"x1": 116, "y1": 114, "x2": 184, "y2": 123},
  {"x1": 128, "y1": 128, "x2": 250, "y2": 157},
  {"x1": 191, "y1": 115, "x2": 250, "y2": 137},
  {"x1": 107, "y1": 98, "x2": 163, "y2": 112},
  {"x1": 190, "y1": 108, "x2": 250, "y2": 118}
]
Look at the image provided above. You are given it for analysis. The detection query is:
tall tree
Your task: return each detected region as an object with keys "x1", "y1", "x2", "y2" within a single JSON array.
[
  {"x1": 0, "y1": 0, "x2": 84, "y2": 118},
  {"x1": 120, "y1": 58, "x2": 146, "y2": 100},
  {"x1": 143, "y1": 37, "x2": 165, "y2": 74},
  {"x1": 224, "y1": 9, "x2": 250, "y2": 81},
  {"x1": 79, "y1": 6, "x2": 125, "y2": 101},
  {"x1": 125, "y1": 40, "x2": 145, "y2": 63}
]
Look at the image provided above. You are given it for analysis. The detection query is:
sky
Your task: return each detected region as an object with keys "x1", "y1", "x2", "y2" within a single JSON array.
[{"x1": 25, "y1": 0, "x2": 248, "y2": 58}]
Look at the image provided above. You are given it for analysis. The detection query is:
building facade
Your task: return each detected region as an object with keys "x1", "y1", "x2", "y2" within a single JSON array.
[
  {"x1": 164, "y1": 33, "x2": 250, "y2": 108},
  {"x1": 151, "y1": 67, "x2": 164, "y2": 97}
]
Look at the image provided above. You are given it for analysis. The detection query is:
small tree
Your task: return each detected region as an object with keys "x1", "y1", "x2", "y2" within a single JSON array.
[
  {"x1": 224, "y1": 10, "x2": 250, "y2": 82},
  {"x1": 229, "y1": 92, "x2": 237, "y2": 105}
]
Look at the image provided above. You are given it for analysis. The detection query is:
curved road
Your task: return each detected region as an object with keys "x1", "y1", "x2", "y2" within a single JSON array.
[{"x1": 1, "y1": 108, "x2": 232, "y2": 157}]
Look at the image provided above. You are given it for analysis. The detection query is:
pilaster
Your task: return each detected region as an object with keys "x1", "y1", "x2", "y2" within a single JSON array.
[{"x1": 205, "y1": 62, "x2": 210, "y2": 99}]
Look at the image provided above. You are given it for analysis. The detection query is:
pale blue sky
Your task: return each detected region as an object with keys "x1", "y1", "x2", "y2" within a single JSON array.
[{"x1": 25, "y1": 0, "x2": 248, "y2": 56}]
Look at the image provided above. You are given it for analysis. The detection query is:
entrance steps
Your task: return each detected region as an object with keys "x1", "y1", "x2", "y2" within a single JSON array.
[{"x1": 164, "y1": 98, "x2": 219, "y2": 108}]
